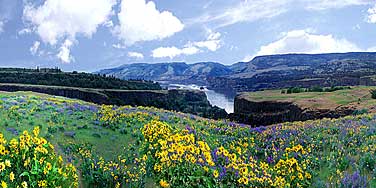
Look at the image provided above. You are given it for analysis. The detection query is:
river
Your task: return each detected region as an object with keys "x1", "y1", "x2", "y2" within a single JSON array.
[{"x1": 168, "y1": 84, "x2": 235, "y2": 113}]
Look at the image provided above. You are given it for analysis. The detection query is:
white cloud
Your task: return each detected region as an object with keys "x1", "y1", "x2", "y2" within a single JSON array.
[
  {"x1": 104, "y1": 20, "x2": 114, "y2": 28},
  {"x1": 366, "y1": 46, "x2": 376, "y2": 52},
  {"x1": 0, "y1": 21, "x2": 4, "y2": 33},
  {"x1": 128, "y1": 51, "x2": 144, "y2": 59},
  {"x1": 191, "y1": 0, "x2": 374, "y2": 28},
  {"x1": 114, "y1": 0, "x2": 184, "y2": 45},
  {"x1": 152, "y1": 30, "x2": 223, "y2": 59},
  {"x1": 112, "y1": 43, "x2": 126, "y2": 49},
  {"x1": 152, "y1": 46, "x2": 200, "y2": 59},
  {"x1": 367, "y1": 4, "x2": 376, "y2": 23},
  {"x1": 192, "y1": 30, "x2": 222, "y2": 51},
  {"x1": 57, "y1": 39, "x2": 74, "y2": 63},
  {"x1": 306, "y1": 0, "x2": 373, "y2": 10},
  {"x1": 30, "y1": 41, "x2": 41, "y2": 56},
  {"x1": 243, "y1": 30, "x2": 361, "y2": 61},
  {"x1": 242, "y1": 54, "x2": 255, "y2": 62},
  {"x1": 18, "y1": 28, "x2": 32, "y2": 35},
  {"x1": 23, "y1": 0, "x2": 115, "y2": 63},
  {"x1": 192, "y1": 0, "x2": 288, "y2": 28},
  {"x1": 24, "y1": 0, "x2": 116, "y2": 45}
]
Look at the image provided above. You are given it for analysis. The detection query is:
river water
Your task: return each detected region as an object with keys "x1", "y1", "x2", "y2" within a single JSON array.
[{"x1": 168, "y1": 84, "x2": 235, "y2": 113}]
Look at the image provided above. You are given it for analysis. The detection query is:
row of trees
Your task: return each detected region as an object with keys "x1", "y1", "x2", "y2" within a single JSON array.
[
  {"x1": 0, "y1": 69, "x2": 161, "y2": 90},
  {"x1": 281, "y1": 86, "x2": 351, "y2": 94}
]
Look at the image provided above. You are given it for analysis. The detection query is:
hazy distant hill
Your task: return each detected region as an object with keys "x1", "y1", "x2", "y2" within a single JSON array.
[
  {"x1": 209, "y1": 52, "x2": 376, "y2": 91},
  {"x1": 230, "y1": 52, "x2": 376, "y2": 78},
  {"x1": 98, "y1": 52, "x2": 376, "y2": 91},
  {"x1": 97, "y1": 62, "x2": 233, "y2": 85}
]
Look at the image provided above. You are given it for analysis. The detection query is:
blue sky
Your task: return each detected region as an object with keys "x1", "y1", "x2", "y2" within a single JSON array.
[{"x1": 0, "y1": 0, "x2": 376, "y2": 72}]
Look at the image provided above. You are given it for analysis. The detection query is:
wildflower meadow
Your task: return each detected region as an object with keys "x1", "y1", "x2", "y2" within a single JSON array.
[{"x1": 0, "y1": 92, "x2": 374, "y2": 187}]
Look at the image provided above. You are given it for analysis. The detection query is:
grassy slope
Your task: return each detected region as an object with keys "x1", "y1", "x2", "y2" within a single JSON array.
[
  {"x1": 0, "y1": 91, "x2": 375, "y2": 187},
  {"x1": 239, "y1": 86, "x2": 376, "y2": 110}
]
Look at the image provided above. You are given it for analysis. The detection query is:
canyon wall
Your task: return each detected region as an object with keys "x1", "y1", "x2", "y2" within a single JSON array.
[{"x1": 231, "y1": 96, "x2": 355, "y2": 126}]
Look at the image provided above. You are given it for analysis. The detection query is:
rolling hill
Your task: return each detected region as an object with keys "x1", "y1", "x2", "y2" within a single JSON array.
[{"x1": 0, "y1": 91, "x2": 374, "y2": 187}]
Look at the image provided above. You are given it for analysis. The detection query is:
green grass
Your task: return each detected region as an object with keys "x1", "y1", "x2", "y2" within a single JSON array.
[
  {"x1": 0, "y1": 91, "x2": 375, "y2": 187},
  {"x1": 240, "y1": 86, "x2": 376, "y2": 110}
]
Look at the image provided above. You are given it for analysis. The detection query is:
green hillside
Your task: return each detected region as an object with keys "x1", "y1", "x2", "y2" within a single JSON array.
[
  {"x1": 0, "y1": 91, "x2": 375, "y2": 187},
  {"x1": 240, "y1": 86, "x2": 376, "y2": 111},
  {"x1": 0, "y1": 68, "x2": 161, "y2": 90}
]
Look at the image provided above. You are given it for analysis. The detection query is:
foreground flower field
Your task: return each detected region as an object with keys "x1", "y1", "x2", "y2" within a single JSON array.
[{"x1": 0, "y1": 92, "x2": 375, "y2": 187}]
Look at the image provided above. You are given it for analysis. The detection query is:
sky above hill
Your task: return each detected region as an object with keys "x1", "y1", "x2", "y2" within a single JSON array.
[{"x1": 0, "y1": 0, "x2": 376, "y2": 72}]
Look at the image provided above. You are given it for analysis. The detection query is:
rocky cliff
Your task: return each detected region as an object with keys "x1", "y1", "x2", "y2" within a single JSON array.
[
  {"x1": 0, "y1": 83, "x2": 227, "y2": 119},
  {"x1": 231, "y1": 95, "x2": 355, "y2": 126}
]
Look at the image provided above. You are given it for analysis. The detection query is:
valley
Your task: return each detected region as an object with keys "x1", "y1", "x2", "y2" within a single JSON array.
[
  {"x1": 99, "y1": 52, "x2": 376, "y2": 93},
  {"x1": 166, "y1": 84, "x2": 235, "y2": 113},
  {"x1": 96, "y1": 52, "x2": 376, "y2": 127}
]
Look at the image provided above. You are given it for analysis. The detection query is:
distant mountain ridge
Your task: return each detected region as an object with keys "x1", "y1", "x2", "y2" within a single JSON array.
[
  {"x1": 97, "y1": 52, "x2": 376, "y2": 91},
  {"x1": 210, "y1": 52, "x2": 376, "y2": 91},
  {"x1": 98, "y1": 62, "x2": 232, "y2": 85}
]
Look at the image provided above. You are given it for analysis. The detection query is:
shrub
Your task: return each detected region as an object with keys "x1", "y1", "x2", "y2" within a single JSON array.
[
  {"x1": 309, "y1": 86, "x2": 324, "y2": 92},
  {"x1": 352, "y1": 109, "x2": 368, "y2": 115},
  {"x1": 360, "y1": 153, "x2": 375, "y2": 171},
  {"x1": 0, "y1": 127, "x2": 78, "y2": 187},
  {"x1": 64, "y1": 143, "x2": 146, "y2": 188},
  {"x1": 370, "y1": 90, "x2": 376, "y2": 99}
]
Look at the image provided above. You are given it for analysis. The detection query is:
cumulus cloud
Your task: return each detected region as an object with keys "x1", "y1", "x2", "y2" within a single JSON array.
[
  {"x1": 243, "y1": 30, "x2": 361, "y2": 61},
  {"x1": 152, "y1": 30, "x2": 223, "y2": 59},
  {"x1": 24, "y1": 0, "x2": 116, "y2": 45},
  {"x1": 367, "y1": 4, "x2": 376, "y2": 23},
  {"x1": 152, "y1": 46, "x2": 200, "y2": 59},
  {"x1": 114, "y1": 0, "x2": 184, "y2": 45},
  {"x1": 192, "y1": 31, "x2": 222, "y2": 51},
  {"x1": 127, "y1": 51, "x2": 144, "y2": 59},
  {"x1": 57, "y1": 39, "x2": 74, "y2": 63},
  {"x1": 30, "y1": 41, "x2": 41, "y2": 56},
  {"x1": 23, "y1": 0, "x2": 116, "y2": 63}
]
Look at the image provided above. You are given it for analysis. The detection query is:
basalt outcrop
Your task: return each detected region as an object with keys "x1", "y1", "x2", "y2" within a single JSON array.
[
  {"x1": 0, "y1": 83, "x2": 227, "y2": 119},
  {"x1": 231, "y1": 95, "x2": 355, "y2": 126}
]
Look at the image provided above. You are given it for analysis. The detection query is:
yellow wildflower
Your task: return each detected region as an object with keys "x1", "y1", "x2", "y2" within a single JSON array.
[
  {"x1": 9, "y1": 172, "x2": 15, "y2": 182},
  {"x1": 159, "y1": 179, "x2": 169, "y2": 188},
  {"x1": 213, "y1": 170, "x2": 219, "y2": 178},
  {"x1": 21, "y1": 181, "x2": 28, "y2": 188},
  {"x1": 0, "y1": 181, "x2": 6, "y2": 188}
]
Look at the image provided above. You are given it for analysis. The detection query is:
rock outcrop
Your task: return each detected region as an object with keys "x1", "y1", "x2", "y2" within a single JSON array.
[
  {"x1": 0, "y1": 83, "x2": 227, "y2": 119},
  {"x1": 231, "y1": 96, "x2": 355, "y2": 126}
]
